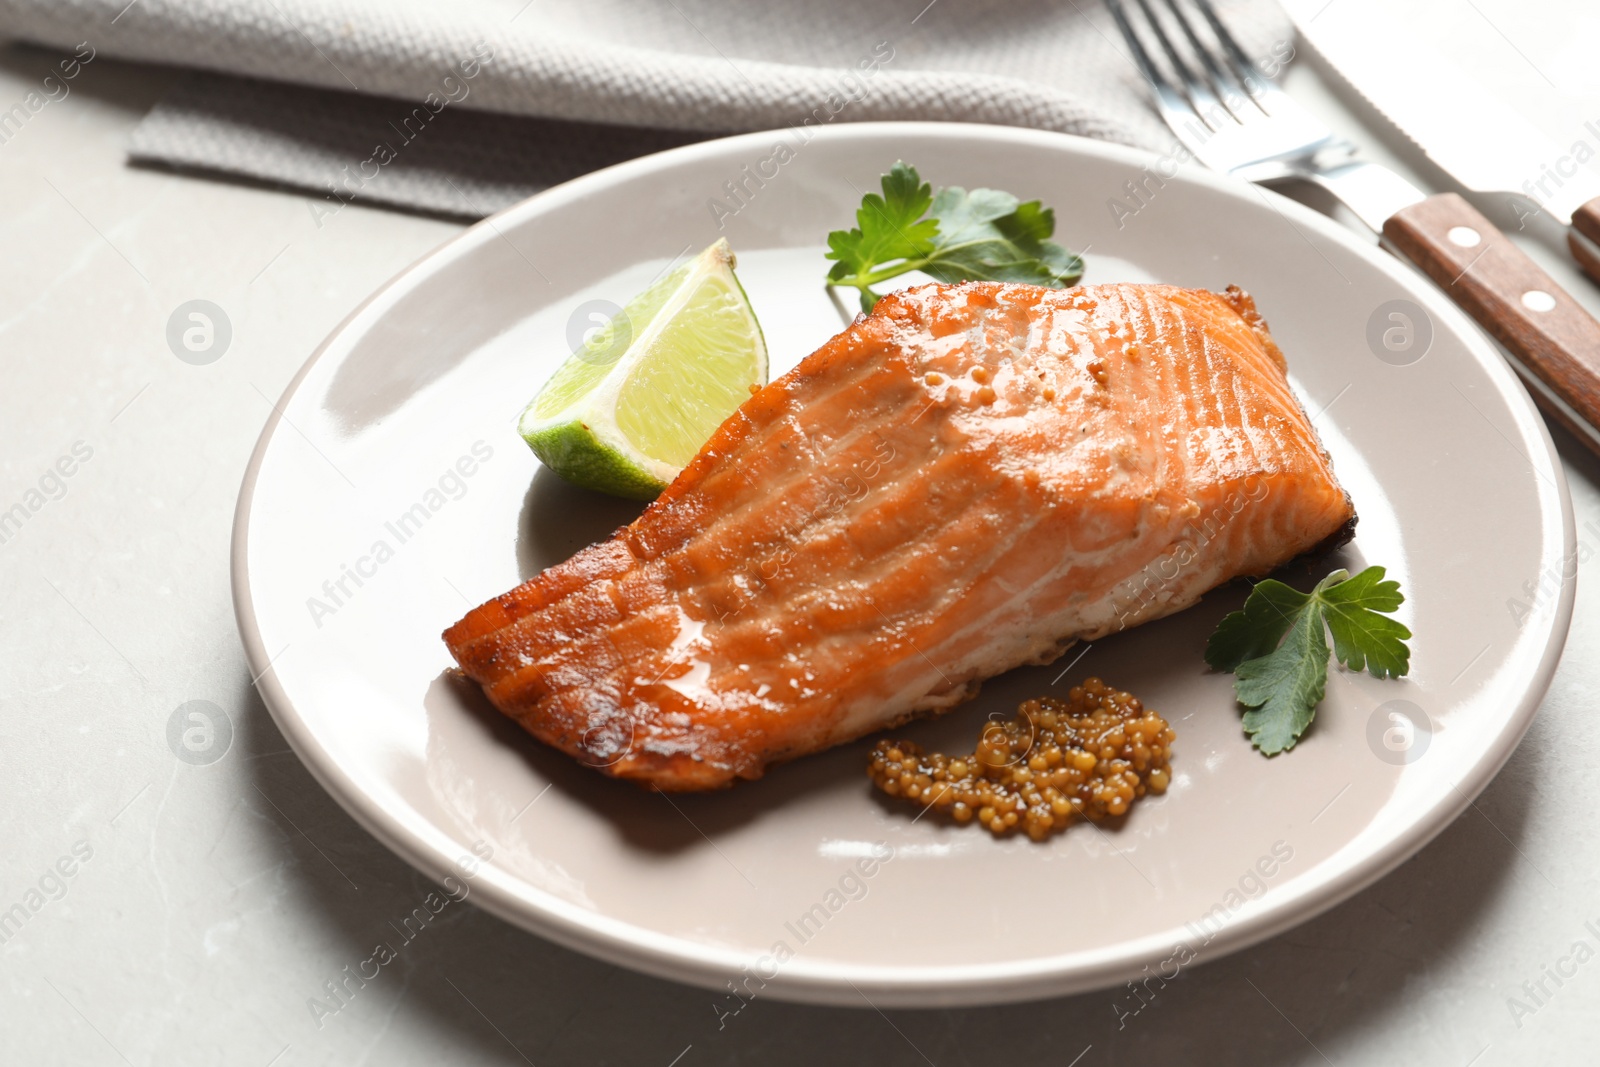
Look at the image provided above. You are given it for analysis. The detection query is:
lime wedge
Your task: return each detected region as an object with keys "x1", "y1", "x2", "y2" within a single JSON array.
[{"x1": 518, "y1": 238, "x2": 767, "y2": 500}]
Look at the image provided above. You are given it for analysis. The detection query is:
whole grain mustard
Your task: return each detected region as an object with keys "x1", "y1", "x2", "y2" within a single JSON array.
[{"x1": 869, "y1": 678, "x2": 1174, "y2": 841}]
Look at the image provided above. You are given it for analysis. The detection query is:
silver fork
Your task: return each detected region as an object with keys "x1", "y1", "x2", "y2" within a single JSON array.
[
  {"x1": 1105, "y1": 0, "x2": 1419, "y2": 233},
  {"x1": 1107, "y1": 0, "x2": 1600, "y2": 453}
]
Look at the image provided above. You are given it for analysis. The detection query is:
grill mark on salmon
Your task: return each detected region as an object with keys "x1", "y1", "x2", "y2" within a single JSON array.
[{"x1": 445, "y1": 281, "x2": 1355, "y2": 790}]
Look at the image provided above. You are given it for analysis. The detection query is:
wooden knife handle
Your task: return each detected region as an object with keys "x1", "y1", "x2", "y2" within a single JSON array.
[
  {"x1": 1569, "y1": 196, "x2": 1600, "y2": 287},
  {"x1": 1384, "y1": 192, "x2": 1600, "y2": 454}
]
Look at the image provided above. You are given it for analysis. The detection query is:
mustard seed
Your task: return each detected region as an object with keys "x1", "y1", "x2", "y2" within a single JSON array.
[{"x1": 867, "y1": 678, "x2": 1174, "y2": 841}]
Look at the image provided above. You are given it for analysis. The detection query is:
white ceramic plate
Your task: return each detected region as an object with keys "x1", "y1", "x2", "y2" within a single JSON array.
[{"x1": 233, "y1": 124, "x2": 1574, "y2": 1007}]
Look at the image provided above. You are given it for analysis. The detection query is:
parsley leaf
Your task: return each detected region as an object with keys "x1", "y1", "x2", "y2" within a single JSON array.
[
  {"x1": 825, "y1": 162, "x2": 937, "y2": 283},
  {"x1": 825, "y1": 162, "x2": 1085, "y2": 313},
  {"x1": 1320, "y1": 567, "x2": 1411, "y2": 679},
  {"x1": 1202, "y1": 579, "x2": 1309, "y2": 671},
  {"x1": 1236, "y1": 606, "x2": 1329, "y2": 755},
  {"x1": 1205, "y1": 566, "x2": 1412, "y2": 755}
]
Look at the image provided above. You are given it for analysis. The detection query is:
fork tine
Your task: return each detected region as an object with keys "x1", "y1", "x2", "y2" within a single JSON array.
[
  {"x1": 1158, "y1": 0, "x2": 1250, "y2": 116},
  {"x1": 1104, "y1": 0, "x2": 1348, "y2": 176},
  {"x1": 1131, "y1": 0, "x2": 1228, "y2": 129},
  {"x1": 1189, "y1": 0, "x2": 1281, "y2": 107},
  {"x1": 1107, "y1": 0, "x2": 1232, "y2": 136},
  {"x1": 1103, "y1": 0, "x2": 1183, "y2": 107},
  {"x1": 1156, "y1": 0, "x2": 1253, "y2": 133}
]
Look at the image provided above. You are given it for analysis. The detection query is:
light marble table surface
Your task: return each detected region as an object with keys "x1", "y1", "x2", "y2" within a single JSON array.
[{"x1": 1, "y1": 37, "x2": 1597, "y2": 1067}]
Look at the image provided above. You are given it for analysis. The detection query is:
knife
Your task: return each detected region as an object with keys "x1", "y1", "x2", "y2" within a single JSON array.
[
  {"x1": 1276, "y1": 0, "x2": 1600, "y2": 450},
  {"x1": 1285, "y1": 0, "x2": 1600, "y2": 285}
]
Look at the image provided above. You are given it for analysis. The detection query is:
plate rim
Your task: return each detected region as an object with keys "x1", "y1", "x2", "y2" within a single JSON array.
[{"x1": 231, "y1": 121, "x2": 1576, "y2": 1006}]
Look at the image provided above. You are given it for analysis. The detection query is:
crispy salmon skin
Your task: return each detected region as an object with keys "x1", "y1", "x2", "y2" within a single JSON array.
[{"x1": 445, "y1": 281, "x2": 1354, "y2": 790}]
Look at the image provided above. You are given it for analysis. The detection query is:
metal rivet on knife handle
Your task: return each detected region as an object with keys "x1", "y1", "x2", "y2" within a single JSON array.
[{"x1": 1383, "y1": 193, "x2": 1600, "y2": 455}]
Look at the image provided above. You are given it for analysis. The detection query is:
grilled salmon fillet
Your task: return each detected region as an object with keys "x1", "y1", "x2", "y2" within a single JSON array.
[{"x1": 446, "y1": 281, "x2": 1354, "y2": 790}]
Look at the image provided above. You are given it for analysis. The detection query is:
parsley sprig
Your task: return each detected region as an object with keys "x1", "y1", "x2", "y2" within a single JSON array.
[
  {"x1": 825, "y1": 162, "x2": 1085, "y2": 313},
  {"x1": 1205, "y1": 567, "x2": 1412, "y2": 755}
]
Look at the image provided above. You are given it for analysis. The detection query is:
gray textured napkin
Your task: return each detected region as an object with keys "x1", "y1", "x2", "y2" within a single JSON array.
[{"x1": 0, "y1": 0, "x2": 1291, "y2": 218}]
